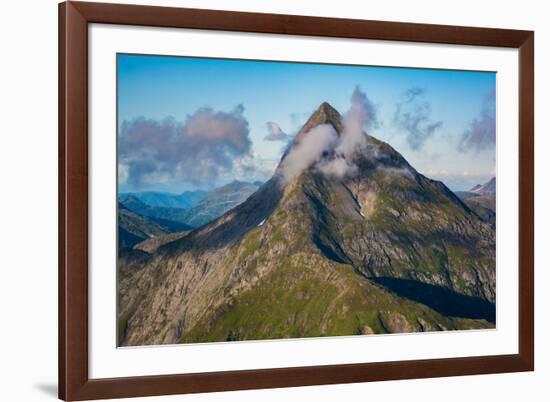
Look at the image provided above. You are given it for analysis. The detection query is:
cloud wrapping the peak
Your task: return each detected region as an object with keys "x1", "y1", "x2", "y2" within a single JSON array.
[
  {"x1": 278, "y1": 124, "x2": 338, "y2": 184},
  {"x1": 119, "y1": 105, "x2": 252, "y2": 189},
  {"x1": 317, "y1": 156, "x2": 358, "y2": 178},
  {"x1": 459, "y1": 90, "x2": 496, "y2": 153},
  {"x1": 279, "y1": 87, "x2": 375, "y2": 183},
  {"x1": 264, "y1": 122, "x2": 290, "y2": 141},
  {"x1": 319, "y1": 87, "x2": 375, "y2": 178},
  {"x1": 393, "y1": 87, "x2": 442, "y2": 150}
]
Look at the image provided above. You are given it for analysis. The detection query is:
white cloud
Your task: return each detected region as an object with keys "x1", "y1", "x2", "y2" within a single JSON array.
[
  {"x1": 264, "y1": 122, "x2": 290, "y2": 141},
  {"x1": 278, "y1": 124, "x2": 338, "y2": 184}
]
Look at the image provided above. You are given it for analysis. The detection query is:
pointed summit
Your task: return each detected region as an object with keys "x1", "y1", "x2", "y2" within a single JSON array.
[
  {"x1": 293, "y1": 102, "x2": 344, "y2": 144},
  {"x1": 318, "y1": 101, "x2": 339, "y2": 115}
]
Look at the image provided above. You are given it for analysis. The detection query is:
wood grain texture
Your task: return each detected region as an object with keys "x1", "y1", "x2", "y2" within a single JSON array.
[
  {"x1": 72, "y1": 1, "x2": 531, "y2": 48},
  {"x1": 58, "y1": 1, "x2": 534, "y2": 400},
  {"x1": 59, "y1": 2, "x2": 89, "y2": 400},
  {"x1": 518, "y1": 32, "x2": 535, "y2": 370}
]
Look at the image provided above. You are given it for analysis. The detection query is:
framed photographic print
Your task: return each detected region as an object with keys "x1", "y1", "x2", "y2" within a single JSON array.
[{"x1": 59, "y1": 1, "x2": 534, "y2": 400}]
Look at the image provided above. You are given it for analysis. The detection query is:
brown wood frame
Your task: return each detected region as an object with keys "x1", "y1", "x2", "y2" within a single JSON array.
[{"x1": 59, "y1": 1, "x2": 534, "y2": 400}]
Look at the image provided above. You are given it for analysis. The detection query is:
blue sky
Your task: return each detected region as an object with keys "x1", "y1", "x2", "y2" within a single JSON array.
[{"x1": 118, "y1": 53, "x2": 496, "y2": 192}]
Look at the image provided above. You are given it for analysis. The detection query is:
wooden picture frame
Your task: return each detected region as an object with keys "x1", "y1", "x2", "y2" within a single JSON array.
[{"x1": 59, "y1": 1, "x2": 534, "y2": 400}]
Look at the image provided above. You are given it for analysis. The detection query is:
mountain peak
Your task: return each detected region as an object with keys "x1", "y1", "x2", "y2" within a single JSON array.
[
  {"x1": 293, "y1": 102, "x2": 343, "y2": 144},
  {"x1": 318, "y1": 101, "x2": 338, "y2": 114}
]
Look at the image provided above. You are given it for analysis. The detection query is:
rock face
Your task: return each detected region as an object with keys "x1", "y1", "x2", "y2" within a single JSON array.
[{"x1": 117, "y1": 103, "x2": 496, "y2": 346}]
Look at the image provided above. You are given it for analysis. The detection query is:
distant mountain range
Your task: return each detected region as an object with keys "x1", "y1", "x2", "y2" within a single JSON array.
[
  {"x1": 121, "y1": 190, "x2": 206, "y2": 209},
  {"x1": 177, "y1": 180, "x2": 261, "y2": 228},
  {"x1": 119, "y1": 181, "x2": 261, "y2": 230},
  {"x1": 118, "y1": 194, "x2": 191, "y2": 228},
  {"x1": 470, "y1": 177, "x2": 496, "y2": 195},
  {"x1": 455, "y1": 177, "x2": 496, "y2": 199},
  {"x1": 118, "y1": 102, "x2": 496, "y2": 346}
]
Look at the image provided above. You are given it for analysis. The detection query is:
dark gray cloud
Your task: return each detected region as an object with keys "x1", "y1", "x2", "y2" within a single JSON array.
[
  {"x1": 393, "y1": 87, "x2": 443, "y2": 150},
  {"x1": 459, "y1": 90, "x2": 496, "y2": 152},
  {"x1": 119, "y1": 105, "x2": 252, "y2": 188},
  {"x1": 264, "y1": 122, "x2": 290, "y2": 141}
]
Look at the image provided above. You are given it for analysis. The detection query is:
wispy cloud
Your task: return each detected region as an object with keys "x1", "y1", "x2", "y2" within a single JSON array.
[
  {"x1": 119, "y1": 105, "x2": 252, "y2": 189},
  {"x1": 227, "y1": 154, "x2": 279, "y2": 183},
  {"x1": 289, "y1": 111, "x2": 310, "y2": 127},
  {"x1": 459, "y1": 89, "x2": 496, "y2": 153},
  {"x1": 348, "y1": 85, "x2": 380, "y2": 131},
  {"x1": 393, "y1": 87, "x2": 443, "y2": 150},
  {"x1": 264, "y1": 122, "x2": 290, "y2": 141}
]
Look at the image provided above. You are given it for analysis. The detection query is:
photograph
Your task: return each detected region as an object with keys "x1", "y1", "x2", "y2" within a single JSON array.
[
  {"x1": 116, "y1": 54, "x2": 497, "y2": 347},
  {"x1": 2, "y1": 0, "x2": 545, "y2": 400}
]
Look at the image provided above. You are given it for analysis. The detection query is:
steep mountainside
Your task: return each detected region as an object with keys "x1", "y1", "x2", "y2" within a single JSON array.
[
  {"x1": 464, "y1": 195, "x2": 496, "y2": 226},
  {"x1": 118, "y1": 103, "x2": 496, "y2": 346}
]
